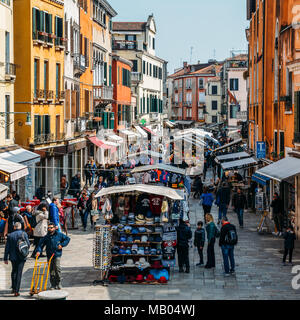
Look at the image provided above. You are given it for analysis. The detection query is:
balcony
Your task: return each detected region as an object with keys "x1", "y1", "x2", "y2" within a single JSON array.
[
  {"x1": 131, "y1": 72, "x2": 143, "y2": 83},
  {"x1": 33, "y1": 133, "x2": 55, "y2": 145},
  {"x1": 294, "y1": 132, "x2": 300, "y2": 144},
  {"x1": 55, "y1": 37, "x2": 66, "y2": 51},
  {"x1": 280, "y1": 95, "x2": 293, "y2": 112},
  {"x1": 236, "y1": 110, "x2": 248, "y2": 121},
  {"x1": 73, "y1": 54, "x2": 86, "y2": 76},
  {"x1": 56, "y1": 132, "x2": 66, "y2": 141},
  {"x1": 112, "y1": 40, "x2": 137, "y2": 51},
  {"x1": 45, "y1": 90, "x2": 54, "y2": 101},
  {"x1": 55, "y1": 91, "x2": 65, "y2": 103},
  {"x1": 4, "y1": 63, "x2": 16, "y2": 82},
  {"x1": 33, "y1": 89, "x2": 45, "y2": 102},
  {"x1": 33, "y1": 32, "x2": 54, "y2": 47},
  {"x1": 183, "y1": 101, "x2": 192, "y2": 107},
  {"x1": 93, "y1": 85, "x2": 114, "y2": 103}
]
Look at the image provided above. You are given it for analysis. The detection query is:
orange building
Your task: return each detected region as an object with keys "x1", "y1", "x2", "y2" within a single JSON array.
[
  {"x1": 112, "y1": 54, "x2": 132, "y2": 131},
  {"x1": 247, "y1": 0, "x2": 300, "y2": 238}
]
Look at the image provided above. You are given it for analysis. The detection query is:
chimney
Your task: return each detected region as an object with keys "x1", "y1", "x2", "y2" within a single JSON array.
[{"x1": 183, "y1": 61, "x2": 188, "y2": 73}]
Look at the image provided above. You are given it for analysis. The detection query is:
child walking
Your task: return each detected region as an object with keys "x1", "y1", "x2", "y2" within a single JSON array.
[{"x1": 283, "y1": 225, "x2": 296, "y2": 266}]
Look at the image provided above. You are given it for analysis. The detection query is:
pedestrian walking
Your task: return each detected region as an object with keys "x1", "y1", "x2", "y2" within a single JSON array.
[
  {"x1": 194, "y1": 221, "x2": 205, "y2": 266},
  {"x1": 271, "y1": 193, "x2": 284, "y2": 236},
  {"x1": 49, "y1": 198, "x2": 61, "y2": 232},
  {"x1": 193, "y1": 175, "x2": 203, "y2": 199},
  {"x1": 205, "y1": 213, "x2": 219, "y2": 269},
  {"x1": 77, "y1": 190, "x2": 89, "y2": 231},
  {"x1": 60, "y1": 174, "x2": 68, "y2": 200},
  {"x1": 216, "y1": 182, "x2": 231, "y2": 224},
  {"x1": 4, "y1": 222, "x2": 30, "y2": 296},
  {"x1": 86, "y1": 192, "x2": 98, "y2": 230},
  {"x1": 282, "y1": 226, "x2": 296, "y2": 266},
  {"x1": 4, "y1": 207, "x2": 25, "y2": 237},
  {"x1": 84, "y1": 160, "x2": 93, "y2": 187},
  {"x1": 232, "y1": 188, "x2": 247, "y2": 228},
  {"x1": 200, "y1": 187, "x2": 214, "y2": 217},
  {"x1": 31, "y1": 204, "x2": 48, "y2": 258},
  {"x1": 219, "y1": 217, "x2": 238, "y2": 276},
  {"x1": 176, "y1": 219, "x2": 192, "y2": 273},
  {"x1": 69, "y1": 173, "x2": 81, "y2": 197},
  {"x1": 36, "y1": 222, "x2": 70, "y2": 290}
]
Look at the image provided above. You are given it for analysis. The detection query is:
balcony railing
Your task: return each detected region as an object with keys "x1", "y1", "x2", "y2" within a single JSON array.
[
  {"x1": 33, "y1": 32, "x2": 54, "y2": 46},
  {"x1": 55, "y1": 91, "x2": 65, "y2": 102},
  {"x1": 131, "y1": 72, "x2": 143, "y2": 83},
  {"x1": 33, "y1": 89, "x2": 45, "y2": 101},
  {"x1": 56, "y1": 132, "x2": 66, "y2": 141},
  {"x1": 236, "y1": 111, "x2": 247, "y2": 121},
  {"x1": 73, "y1": 54, "x2": 86, "y2": 74},
  {"x1": 294, "y1": 132, "x2": 300, "y2": 143},
  {"x1": 55, "y1": 37, "x2": 66, "y2": 49},
  {"x1": 93, "y1": 85, "x2": 113, "y2": 101},
  {"x1": 33, "y1": 133, "x2": 54, "y2": 144},
  {"x1": 45, "y1": 90, "x2": 54, "y2": 100},
  {"x1": 112, "y1": 40, "x2": 137, "y2": 50},
  {"x1": 5, "y1": 63, "x2": 16, "y2": 76}
]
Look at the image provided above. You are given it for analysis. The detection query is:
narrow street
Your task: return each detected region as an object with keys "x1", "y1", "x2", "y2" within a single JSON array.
[{"x1": 1, "y1": 170, "x2": 300, "y2": 300}]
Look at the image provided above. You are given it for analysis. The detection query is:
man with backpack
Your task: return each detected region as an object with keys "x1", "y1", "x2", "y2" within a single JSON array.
[
  {"x1": 219, "y1": 217, "x2": 238, "y2": 277},
  {"x1": 4, "y1": 207, "x2": 25, "y2": 237},
  {"x1": 4, "y1": 222, "x2": 30, "y2": 296}
]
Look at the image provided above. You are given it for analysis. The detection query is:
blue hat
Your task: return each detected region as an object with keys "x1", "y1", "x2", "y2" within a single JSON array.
[
  {"x1": 150, "y1": 248, "x2": 157, "y2": 255},
  {"x1": 131, "y1": 228, "x2": 139, "y2": 235},
  {"x1": 125, "y1": 248, "x2": 131, "y2": 255},
  {"x1": 138, "y1": 227, "x2": 146, "y2": 233},
  {"x1": 120, "y1": 235, "x2": 127, "y2": 242},
  {"x1": 134, "y1": 236, "x2": 141, "y2": 242},
  {"x1": 127, "y1": 236, "x2": 134, "y2": 243},
  {"x1": 119, "y1": 248, "x2": 126, "y2": 254}
]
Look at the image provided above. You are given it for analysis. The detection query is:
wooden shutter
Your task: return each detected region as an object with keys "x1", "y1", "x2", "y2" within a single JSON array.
[
  {"x1": 65, "y1": 19, "x2": 69, "y2": 51},
  {"x1": 65, "y1": 89, "x2": 71, "y2": 120},
  {"x1": 80, "y1": 33, "x2": 82, "y2": 54},
  {"x1": 71, "y1": 90, "x2": 76, "y2": 119},
  {"x1": 295, "y1": 91, "x2": 299, "y2": 132},
  {"x1": 32, "y1": 8, "x2": 37, "y2": 38}
]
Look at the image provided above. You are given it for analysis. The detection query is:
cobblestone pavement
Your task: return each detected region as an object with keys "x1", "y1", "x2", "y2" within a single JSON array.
[{"x1": 1, "y1": 172, "x2": 300, "y2": 300}]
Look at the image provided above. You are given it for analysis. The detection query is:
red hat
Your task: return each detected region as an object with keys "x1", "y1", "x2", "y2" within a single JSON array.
[
  {"x1": 151, "y1": 260, "x2": 163, "y2": 269},
  {"x1": 158, "y1": 276, "x2": 167, "y2": 284},
  {"x1": 108, "y1": 275, "x2": 118, "y2": 283},
  {"x1": 146, "y1": 274, "x2": 155, "y2": 282},
  {"x1": 136, "y1": 274, "x2": 144, "y2": 282}
]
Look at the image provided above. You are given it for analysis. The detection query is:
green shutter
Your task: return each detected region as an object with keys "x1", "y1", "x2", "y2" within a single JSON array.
[
  {"x1": 104, "y1": 62, "x2": 107, "y2": 85},
  {"x1": 110, "y1": 112, "x2": 114, "y2": 129},
  {"x1": 32, "y1": 8, "x2": 37, "y2": 38},
  {"x1": 103, "y1": 112, "x2": 108, "y2": 129},
  {"x1": 109, "y1": 66, "x2": 112, "y2": 86},
  {"x1": 147, "y1": 96, "x2": 149, "y2": 113}
]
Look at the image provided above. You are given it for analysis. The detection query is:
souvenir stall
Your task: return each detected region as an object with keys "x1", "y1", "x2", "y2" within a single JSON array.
[{"x1": 94, "y1": 184, "x2": 183, "y2": 285}]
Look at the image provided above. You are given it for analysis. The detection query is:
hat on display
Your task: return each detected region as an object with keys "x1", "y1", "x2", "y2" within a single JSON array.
[
  {"x1": 154, "y1": 217, "x2": 161, "y2": 224},
  {"x1": 136, "y1": 274, "x2": 144, "y2": 283},
  {"x1": 158, "y1": 276, "x2": 167, "y2": 284},
  {"x1": 155, "y1": 236, "x2": 162, "y2": 242},
  {"x1": 162, "y1": 259, "x2": 176, "y2": 268},
  {"x1": 151, "y1": 260, "x2": 163, "y2": 269},
  {"x1": 112, "y1": 256, "x2": 123, "y2": 266},
  {"x1": 149, "y1": 269, "x2": 160, "y2": 280},
  {"x1": 120, "y1": 216, "x2": 127, "y2": 224},
  {"x1": 127, "y1": 236, "x2": 134, "y2": 243},
  {"x1": 131, "y1": 228, "x2": 139, "y2": 235},
  {"x1": 124, "y1": 259, "x2": 135, "y2": 267},
  {"x1": 145, "y1": 227, "x2": 154, "y2": 233},
  {"x1": 148, "y1": 235, "x2": 155, "y2": 242},
  {"x1": 117, "y1": 275, "x2": 126, "y2": 284},
  {"x1": 155, "y1": 227, "x2": 163, "y2": 233},
  {"x1": 135, "y1": 257, "x2": 150, "y2": 270},
  {"x1": 135, "y1": 214, "x2": 145, "y2": 224},
  {"x1": 138, "y1": 247, "x2": 145, "y2": 255},
  {"x1": 111, "y1": 246, "x2": 119, "y2": 254},
  {"x1": 128, "y1": 220, "x2": 135, "y2": 225},
  {"x1": 134, "y1": 236, "x2": 141, "y2": 243},
  {"x1": 145, "y1": 218, "x2": 154, "y2": 225},
  {"x1": 159, "y1": 269, "x2": 169, "y2": 281},
  {"x1": 119, "y1": 246, "x2": 126, "y2": 255},
  {"x1": 124, "y1": 226, "x2": 132, "y2": 234},
  {"x1": 144, "y1": 247, "x2": 150, "y2": 255},
  {"x1": 150, "y1": 248, "x2": 157, "y2": 255},
  {"x1": 138, "y1": 227, "x2": 146, "y2": 233},
  {"x1": 120, "y1": 235, "x2": 127, "y2": 242},
  {"x1": 111, "y1": 225, "x2": 118, "y2": 231},
  {"x1": 125, "y1": 248, "x2": 132, "y2": 254},
  {"x1": 118, "y1": 224, "x2": 125, "y2": 231},
  {"x1": 141, "y1": 235, "x2": 148, "y2": 242},
  {"x1": 156, "y1": 249, "x2": 162, "y2": 255},
  {"x1": 146, "y1": 274, "x2": 155, "y2": 282},
  {"x1": 131, "y1": 244, "x2": 138, "y2": 254},
  {"x1": 128, "y1": 213, "x2": 135, "y2": 220}
]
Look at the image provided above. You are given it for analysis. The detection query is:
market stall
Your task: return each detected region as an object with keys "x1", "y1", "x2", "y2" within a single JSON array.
[{"x1": 93, "y1": 184, "x2": 184, "y2": 285}]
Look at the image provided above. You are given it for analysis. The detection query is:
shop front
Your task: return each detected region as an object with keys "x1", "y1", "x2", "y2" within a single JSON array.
[{"x1": 93, "y1": 184, "x2": 183, "y2": 285}]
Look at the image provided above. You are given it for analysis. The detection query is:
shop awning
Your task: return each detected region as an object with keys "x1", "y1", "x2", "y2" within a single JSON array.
[
  {"x1": 252, "y1": 173, "x2": 271, "y2": 186},
  {"x1": 119, "y1": 129, "x2": 140, "y2": 138},
  {"x1": 0, "y1": 159, "x2": 29, "y2": 181},
  {"x1": 88, "y1": 136, "x2": 117, "y2": 152},
  {"x1": 142, "y1": 126, "x2": 157, "y2": 136},
  {"x1": 216, "y1": 152, "x2": 250, "y2": 162},
  {"x1": 164, "y1": 120, "x2": 175, "y2": 128},
  {"x1": 0, "y1": 184, "x2": 8, "y2": 200},
  {"x1": 212, "y1": 139, "x2": 243, "y2": 153},
  {"x1": 0, "y1": 148, "x2": 40, "y2": 166},
  {"x1": 255, "y1": 157, "x2": 300, "y2": 182},
  {"x1": 127, "y1": 150, "x2": 164, "y2": 158},
  {"x1": 134, "y1": 125, "x2": 148, "y2": 138},
  {"x1": 131, "y1": 163, "x2": 186, "y2": 175},
  {"x1": 221, "y1": 157, "x2": 257, "y2": 170},
  {"x1": 105, "y1": 133, "x2": 124, "y2": 143},
  {"x1": 95, "y1": 184, "x2": 184, "y2": 200},
  {"x1": 175, "y1": 120, "x2": 194, "y2": 126}
]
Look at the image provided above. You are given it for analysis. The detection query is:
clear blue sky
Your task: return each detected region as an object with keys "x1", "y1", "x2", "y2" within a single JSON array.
[{"x1": 109, "y1": 0, "x2": 249, "y2": 75}]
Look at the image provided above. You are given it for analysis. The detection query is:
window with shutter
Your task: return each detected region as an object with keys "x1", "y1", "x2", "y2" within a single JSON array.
[
  {"x1": 65, "y1": 89, "x2": 71, "y2": 120},
  {"x1": 86, "y1": 39, "x2": 89, "y2": 67},
  {"x1": 104, "y1": 62, "x2": 107, "y2": 85},
  {"x1": 109, "y1": 65, "x2": 112, "y2": 86},
  {"x1": 70, "y1": 24, "x2": 74, "y2": 54},
  {"x1": 65, "y1": 19, "x2": 68, "y2": 52},
  {"x1": 71, "y1": 90, "x2": 76, "y2": 119},
  {"x1": 32, "y1": 8, "x2": 37, "y2": 39}
]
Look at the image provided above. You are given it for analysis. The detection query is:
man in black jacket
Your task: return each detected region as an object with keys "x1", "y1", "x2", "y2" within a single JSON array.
[
  {"x1": 219, "y1": 217, "x2": 238, "y2": 277},
  {"x1": 194, "y1": 221, "x2": 205, "y2": 266},
  {"x1": 232, "y1": 188, "x2": 247, "y2": 228},
  {"x1": 4, "y1": 222, "x2": 30, "y2": 296},
  {"x1": 176, "y1": 219, "x2": 192, "y2": 273},
  {"x1": 216, "y1": 182, "x2": 231, "y2": 224}
]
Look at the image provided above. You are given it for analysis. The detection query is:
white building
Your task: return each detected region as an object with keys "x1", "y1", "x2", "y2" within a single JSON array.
[
  {"x1": 205, "y1": 77, "x2": 223, "y2": 124},
  {"x1": 112, "y1": 15, "x2": 167, "y2": 133}
]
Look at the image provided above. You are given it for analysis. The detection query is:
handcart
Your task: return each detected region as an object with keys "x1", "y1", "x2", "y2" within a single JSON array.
[{"x1": 29, "y1": 254, "x2": 54, "y2": 296}]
